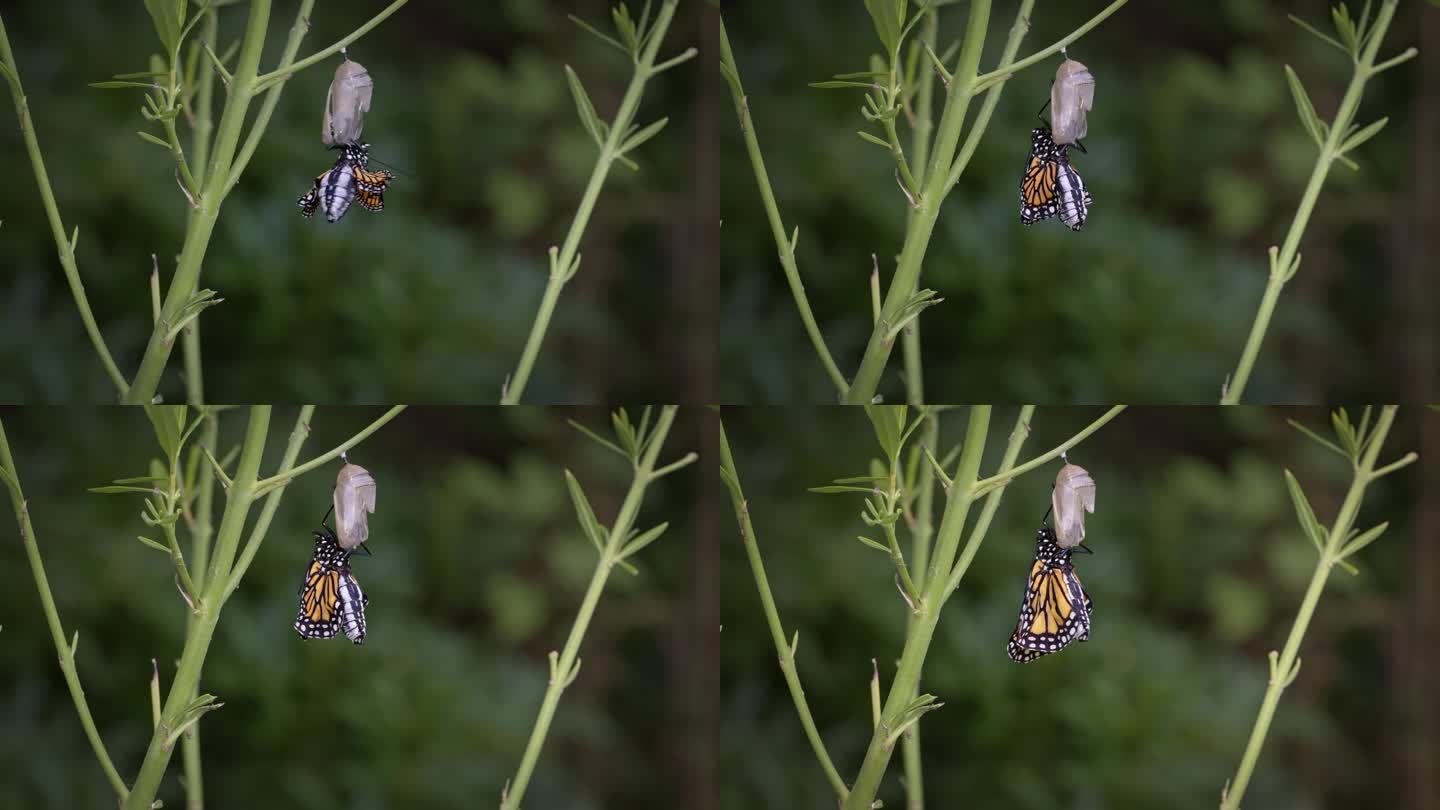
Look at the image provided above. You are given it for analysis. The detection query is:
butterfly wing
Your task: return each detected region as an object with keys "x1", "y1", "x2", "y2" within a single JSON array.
[
  {"x1": 297, "y1": 171, "x2": 328, "y2": 218},
  {"x1": 1019, "y1": 154, "x2": 1060, "y2": 225},
  {"x1": 353, "y1": 167, "x2": 394, "y2": 213},
  {"x1": 294, "y1": 559, "x2": 341, "y2": 639},
  {"x1": 1007, "y1": 558, "x2": 1092, "y2": 662}
]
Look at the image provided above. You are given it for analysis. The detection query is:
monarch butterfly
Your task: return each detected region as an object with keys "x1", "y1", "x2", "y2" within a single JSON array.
[
  {"x1": 295, "y1": 524, "x2": 370, "y2": 645},
  {"x1": 1007, "y1": 524, "x2": 1093, "y2": 662},
  {"x1": 1019, "y1": 125, "x2": 1094, "y2": 231},
  {"x1": 297, "y1": 142, "x2": 395, "y2": 223}
]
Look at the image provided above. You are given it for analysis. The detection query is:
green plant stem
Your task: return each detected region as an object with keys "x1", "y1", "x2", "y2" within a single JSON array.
[
  {"x1": 1221, "y1": 405, "x2": 1399, "y2": 809},
  {"x1": 1222, "y1": 0, "x2": 1400, "y2": 404},
  {"x1": 502, "y1": 406, "x2": 681, "y2": 809},
  {"x1": 846, "y1": 0, "x2": 1128, "y2": 403},
  {"x1": 900, "y1": 9, "x2": 940, "y2": 409},
  {"x1": 123, "y1": 407, "x2": 272, "y2": 810},
  {"x1": 222, "y1": 405, "x2": 316, "y2": 601},
  {"x1": 180, "y1": 410, "x2": 219, "y2": 810},
  {"x1": 126, "y1": 1, "x2": 404, "y2": 404},
  {"x1": 944, "y1": 406, "x2": 1036, "y2": 599},
  {"x1": 843, "y1": 0, "x2": 992, "y2": 404},
  {"x1": 125, "y1": 0, "x2": 273, "y2": 404},
  {"x1": 900, "y1": 408, "x2": 939, "y2": 810},
  {"x1": 502, "y1": 1, "x2": 683, "y2": 404},
  {"x1": 971, "y1": 0, "x2": 1131, "y2": 88},
  {"x1": 0, "y1": 419, "x2": 131, "y2": 801},
  {"x1": 252, "y1": 405, "x2": 407, "y2": 494},
  {"x1": 223, "y1": 0, "x2": 318, "y2": 196},
  {"x1": 180, "y1": 9, "x2": 219, "y2": 413},
  {"x1": 0, "y1": 14, "x2": 130, "y2": 399},
  {"x1": 844, "y1": 406, "x2": 992, "y2": 809},
  {"x1": 719, "y1": 419, "x2": 849, "y2": 801},
  {"x1": 251, "y1": 0, "x2": 411, "y2": 92},
  {"x1": 973, "y1": 405, "x2": 1127, "y2": 494},
  {"x1": 718, "y1": 18, "x2": 849, "y2": 400}
]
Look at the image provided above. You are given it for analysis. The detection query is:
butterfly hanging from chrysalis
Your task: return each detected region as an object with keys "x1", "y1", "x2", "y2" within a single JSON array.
[
  {"x1": 294, "y1": 458, "x2": 379, "y2": 645},
  {"x1": 1007, "y1": 459, "x2": 1098, "y2": 662}
]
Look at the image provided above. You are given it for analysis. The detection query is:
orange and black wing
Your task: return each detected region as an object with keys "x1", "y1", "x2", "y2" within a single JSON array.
[
  {"x1": 1007, "y1": 559, "x2": 1092, "y2": 662},
  {"x1": 297, "y1": 170, "x2": 328, "y2": 218},
  {"x1": 294, "y1": 559, "x2": 341, "y2": 639},
  {"x1": 1020, "y1": 154, "x2": 1060, "y2": 225},
  {"x1": 354, "y1": 167, "x2": 394, "y2": 213}
]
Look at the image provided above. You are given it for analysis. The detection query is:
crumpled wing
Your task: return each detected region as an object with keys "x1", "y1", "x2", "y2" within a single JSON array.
[
  {"x1": 322, "y1": 59, "x2": 374, "y2": 146},
  {"x1": 1051, "y1": 462, "x2": 1096, "y2": 548},
  {"x1": 333, "y1": 462, "x2": 377, "y2": 550}
]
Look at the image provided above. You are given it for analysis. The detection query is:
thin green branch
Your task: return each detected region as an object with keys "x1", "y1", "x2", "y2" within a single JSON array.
[
  {"x1": 125, "y1": 0, "x2": 273, "y2": 404},
  {"x1": 0, "y1": 14, "x2": 130, "y2": 399},
  {"x1": 972, "y1": 406, "x2": 1127, "y2": 494},
  {"x1": 224, "y1": 0, "x2": 317, "y2": 196},
  {"x1": 719, "y1": 419, "x2": 850, "y2": 802},
  {"x1": 843, "y1": 0, "x2": 992, "y2": 404},
  {"x1": 1221, "y1": 406, "x2": 1402, "y2": 808},
  {"x1": 162, "y1": 114, "x2": 200, "y2": 199},
  {"x1": 944, "y1": 0, "x2": 1037, "y2": 193},
  {"x1": 1222, "y1": 0, "x2": 1404, "y2": 403},
  {"x1": 0, "y1": 419, "x2": 131, "y2": 801},
  {"x1": 501, "y1": 406, "x2": 682, "y2": 810},
  {"x1": 843, "y1": 406, "x2": 992, "y2": 810},
  {"x1": 502, "y1": 0, "x2": 683, "y2": 404},
  {"x1": 900, "y1": 8, "x2": 940, "y2": 409},
  {"x1": 719, "y1": 17, "x2": 849, "y2": 400},
  {"x1": 253, "y1": 406, "x2": 407, "y2": 495},
  {"x1": 223, "y1": 405, "x2": 316, "y2": 602},
  {"x1": 252, "y1": 0, "x2": 410, "y2": 92},
  {"x1": 971, "y1": 0, "x2": 1131, "y2": 88},
  {"x1": 122, "y1": 407, "x2": 273, "y2": 810},
  {"x1": 944, "y1": 406, "x2": 1035, "y2": 599},
  {"x1": 162, "y1": 520, "x2": 200, "y2": 603}
]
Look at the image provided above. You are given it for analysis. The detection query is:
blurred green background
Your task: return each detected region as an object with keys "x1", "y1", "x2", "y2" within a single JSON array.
[
  {"x1": 0, "y1": 406, "x2": 716, "y2": 809},
  {"x1": 720, "y1": 406, "x2": 1438, "y2": 809},
  {"x1": 0, "y1": 1, "x2": 712, "y2": 404},
  {"x1": 721, "y1": 2, "x2": 1436, "y2": 403}
]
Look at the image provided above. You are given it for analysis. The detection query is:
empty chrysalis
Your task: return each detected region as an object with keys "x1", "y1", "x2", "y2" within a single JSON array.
[
  {"x1": 322, "y1": 53, "x2": 373, "y2": 147},
  {"x1": 333, "y1": 458, "x2": 377, "y2": 551},
  {"x1": 1051, "y1": 459, "x2": 1095, "y2": 549},
  {"x1": 1049, "y1": 52, "x2": 1094, "y2": 146}
]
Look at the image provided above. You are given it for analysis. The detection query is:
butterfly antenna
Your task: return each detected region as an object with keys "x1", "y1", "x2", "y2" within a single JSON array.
[
  {"x1": 1035, "y1": 98, "x2": 1051, "y2": 128},
  {"x1": 1075, "y1": 542, "x2": 1094, "y2": 555},
  {"x1": 319, "y1": 503, "x2": 335, "y2": 529},
  {"x1": 355, "y1": 542, "x2": 374, "y2": 557},
  {"x1": 365, "y1": 153, "x2": 410, "y2": 178}
]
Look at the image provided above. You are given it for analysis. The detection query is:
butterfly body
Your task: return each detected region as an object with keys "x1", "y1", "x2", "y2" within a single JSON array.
[
  {"x1": 297, "y1": 143, "x2": 395, "y2": 223},
  {"x1": 1019, "y1": 125, "x2": 1094, "y2": 231},
  {"x1": 1007, "y1": 525, "x2": 1092, "y2": 662},
  {"x1": 295, "y1": 526, "x2": 369, "y2": 645}
]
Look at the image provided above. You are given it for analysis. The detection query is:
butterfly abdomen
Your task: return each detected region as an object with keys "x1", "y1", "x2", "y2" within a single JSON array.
[
  {"x1": 321, "y1": 166, "x2": 358, "y2": 223},
  {"x1": 337, "y1": 569, "x2": 368, "y2": 645}
]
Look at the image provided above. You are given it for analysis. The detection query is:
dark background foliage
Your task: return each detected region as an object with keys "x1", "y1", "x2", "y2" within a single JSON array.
[
  {"x1": 0, "y1": 406, "x2": 716, "y2": 810},
  {"x1": 721, "y1": 1, "x2": 1436, "y2": 404},
  {"x1": 720, "y1": 406, "x2": 1438, "y2": 809},
  {"x1": 0, "y1": 1, "x2": 714, "y2": 404}
]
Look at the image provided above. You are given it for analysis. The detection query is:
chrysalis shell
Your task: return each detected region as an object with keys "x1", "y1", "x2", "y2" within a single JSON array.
[
  {"x1": 1051, "y1": 462, "x2": 1095, "y2": 549},
  {"x1": 333, "y1": 462, "x2": 377, "y2": 550},
  {"x1": 322, "y1": 58, "x2": 373, "y2": 147},
  {"x1": 1049, "y1": 56, "x2": 1094, "y2": 145}
]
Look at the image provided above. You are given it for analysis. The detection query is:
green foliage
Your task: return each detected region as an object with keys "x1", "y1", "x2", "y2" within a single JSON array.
[
  {"x1": 721, "y1": 2, "x2": 1417, "y2": 402},
  {"x1": 721, "y1": 406, "x2": 1420, "y2": 809},
  {"x1": 0, "y1": 407, "x2": 699, "y2": 809},
  {"x1": 0, "y1": 2, "x2": 698, "y2": 403}
]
